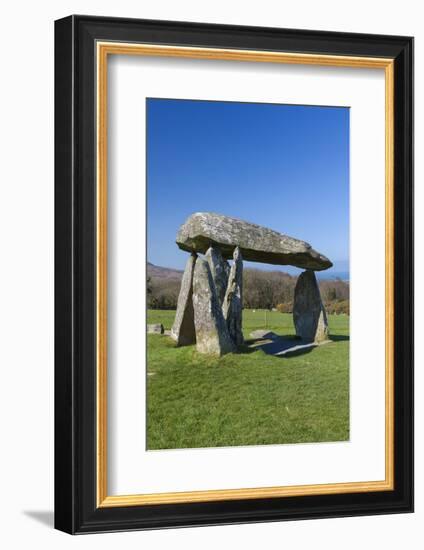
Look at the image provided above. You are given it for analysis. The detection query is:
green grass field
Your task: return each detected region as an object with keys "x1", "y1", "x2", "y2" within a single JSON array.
[{"x1": 146, "y1": 309, "x2": 349, "y2": 450}]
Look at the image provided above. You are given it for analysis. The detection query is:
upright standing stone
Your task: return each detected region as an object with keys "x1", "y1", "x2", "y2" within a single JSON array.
[
  {"x1": 170, "y1": 253, "x2": 197, "y2": 346},
  {"x1": 192, "y1": 259, "x2": 235, "y2": 356},
  {"x1": 293, "y1": 270, "x2": 329, "y2": 343},
  {"x1": 222, "y1": 247, "x2": 244, "y2": 347},
  {"x1": 205, "y1": 245, "x2": 230, "y2": 305}
]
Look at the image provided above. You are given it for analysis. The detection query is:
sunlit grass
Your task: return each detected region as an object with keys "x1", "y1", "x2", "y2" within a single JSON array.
[{"x1": 146, "y1": 309, "x2": 349, "y2": 450}]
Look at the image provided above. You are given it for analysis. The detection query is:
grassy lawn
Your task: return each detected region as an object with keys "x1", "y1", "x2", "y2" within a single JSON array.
[{"x1": 146, "y1": 309, "x2": 349, "y2": 450}]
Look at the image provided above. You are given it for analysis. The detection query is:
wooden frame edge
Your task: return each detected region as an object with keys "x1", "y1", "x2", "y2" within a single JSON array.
[
  {"x1": 384, "y1": 61, "x2": 395, "y2": 492},
  {"x1": 99, "y1": 479, "x2": 393, "y2": 508},
  {"x1": 96, "y1": 41, "x2": 108, "y2": 507},
  {"x1": 96, "y1": 42, "x2": 395, "y2": 508}
]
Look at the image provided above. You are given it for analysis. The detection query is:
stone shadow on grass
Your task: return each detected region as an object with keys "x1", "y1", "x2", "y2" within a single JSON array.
[
  {"x1": 236, "y1": 342, "x2": 260, "y2": 354},
  {"x1": 245, "y1": 334, "x2": 323, "y2": 358},
  {"x1": 329, "y1": 334, "x2": 350, "y2": 342}
]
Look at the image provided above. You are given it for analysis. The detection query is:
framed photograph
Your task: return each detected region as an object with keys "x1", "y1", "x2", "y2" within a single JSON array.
[{"x1": 54, "y1": 15, "x2": 413, "y2": 534}]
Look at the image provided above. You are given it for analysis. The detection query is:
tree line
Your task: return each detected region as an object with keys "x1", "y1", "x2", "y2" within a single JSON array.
[{"x1": 147, "y1": 268, "x2": 349, "y2": 315}]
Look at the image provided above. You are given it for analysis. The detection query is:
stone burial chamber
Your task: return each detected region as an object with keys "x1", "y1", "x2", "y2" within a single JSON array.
[{"x1": 170, "y1": 212, "x2": 332, "y2": 356}]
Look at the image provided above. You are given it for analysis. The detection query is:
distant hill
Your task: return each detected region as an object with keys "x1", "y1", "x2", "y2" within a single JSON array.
[
  {"x1": 147, "y1": 261, "x2": 348, "y2": 311},
  {"x1": 147, "y1": 262, "x2": 348, "y2": 282},
  {"x1": 147, "y1": 262, "x2": 183, "y2": 280},
  {"x1": 315, "y1": 270, "x2": 349, "y2": 282},
  {"x1": 147, "y1": 262, "x2": 294, "y2": 281}
]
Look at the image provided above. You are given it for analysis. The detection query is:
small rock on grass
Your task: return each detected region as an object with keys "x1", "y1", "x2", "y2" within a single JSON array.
[{"x1": 147, "y1": 324, "x2": 164, "y2": 334}]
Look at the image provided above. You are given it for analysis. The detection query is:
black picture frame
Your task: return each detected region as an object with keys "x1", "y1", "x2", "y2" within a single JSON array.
[{"x1": 55, "y1": 14, "x2": 414, "y2": 534}]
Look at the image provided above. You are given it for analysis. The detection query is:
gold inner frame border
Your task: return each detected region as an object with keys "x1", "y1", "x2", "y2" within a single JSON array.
[{"x1": 96, "y1": 42, "x2": 394, "y2": 508}]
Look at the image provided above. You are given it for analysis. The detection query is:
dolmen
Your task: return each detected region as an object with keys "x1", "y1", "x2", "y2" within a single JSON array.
[{"x1": 171, "y1": 212, "x2": 332, "y2": 356}]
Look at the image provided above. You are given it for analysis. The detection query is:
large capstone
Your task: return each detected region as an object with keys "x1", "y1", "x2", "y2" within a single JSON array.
[
  {"x1": 176, "y1": 212, "x2": 332, "y2": 271},
  {"x1": 205, "y1": 245, "x2": 230, "y2": 305},
  {"x1": 293, "y1": 270, "x2": 329, "y2": 343},
  {"x1": 192, "y1": 259, "x2": 235, "y2": 356},
  {"x1": 170, "y1": 253, "x2": 197, "y2": 346},
  {"x1": 222, "y1": 246, "x2": 244, "y2": 347}
]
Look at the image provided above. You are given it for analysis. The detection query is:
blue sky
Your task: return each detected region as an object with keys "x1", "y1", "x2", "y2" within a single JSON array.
[{"x1": 147, "y1": 98, "x2": 349, "y2": 276}]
